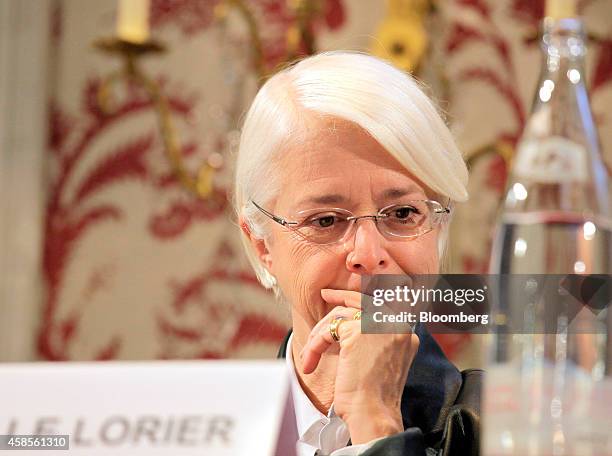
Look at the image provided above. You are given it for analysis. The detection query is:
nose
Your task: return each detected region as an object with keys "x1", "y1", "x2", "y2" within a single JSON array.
[{"x1": 345, "y1": 218, "x2": 390, "y2": 274}]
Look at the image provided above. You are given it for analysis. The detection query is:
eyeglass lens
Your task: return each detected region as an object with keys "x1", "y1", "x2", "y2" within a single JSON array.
[{"x1": 294, "y1": 201, "x2": 437, "y2": 245}]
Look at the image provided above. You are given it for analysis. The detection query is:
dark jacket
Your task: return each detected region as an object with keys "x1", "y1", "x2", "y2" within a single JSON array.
[{"x1": 277, "y1": 323, "x2": 482, "y2": 455}]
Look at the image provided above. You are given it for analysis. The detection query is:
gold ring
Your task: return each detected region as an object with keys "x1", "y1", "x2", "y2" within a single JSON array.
[
  {"x1": 329, "y1": 316, "x2": 346, "y2": 342},
  {"x1": 353, "y1": 310, "x2": 362, "y2": 321}
]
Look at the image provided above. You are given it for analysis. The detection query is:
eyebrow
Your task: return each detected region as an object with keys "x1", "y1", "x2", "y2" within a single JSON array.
[
  {"x1": 298, "y1": 194, "x2": 348, "y2": 206},
  {"x1": 297, "y1": 186, "x2": 425, "y2": 207},
  {"x1": 380, "y1": 186, "x2": 425, "y2": 200}
]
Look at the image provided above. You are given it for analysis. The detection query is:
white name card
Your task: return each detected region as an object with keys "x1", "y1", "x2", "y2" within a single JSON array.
[{"x1": 0, "y1": 360, "x2": 297, "y2": 455}]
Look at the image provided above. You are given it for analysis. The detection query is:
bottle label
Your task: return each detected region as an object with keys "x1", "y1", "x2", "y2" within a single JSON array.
[{"x1": 513, "y1": 136, "x2": 588, "y2": 183}]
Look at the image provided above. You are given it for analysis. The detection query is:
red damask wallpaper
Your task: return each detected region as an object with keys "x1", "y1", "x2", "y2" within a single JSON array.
[{"x1": 41, "y1": 0, "x2": 611, "y2": 365}]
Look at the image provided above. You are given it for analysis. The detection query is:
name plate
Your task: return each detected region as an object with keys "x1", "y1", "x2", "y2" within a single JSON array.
[{"x1": 0, "y1": 360, "x2": 297, "y2": 455}]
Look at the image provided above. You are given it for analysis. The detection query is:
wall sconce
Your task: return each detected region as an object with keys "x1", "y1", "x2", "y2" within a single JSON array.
[
  {"x1": 93, "y1": 0, "x2": 319, "y2": 199},
  {"x1": 93, "y1": 0, "x2": 221, "y2": 200}
]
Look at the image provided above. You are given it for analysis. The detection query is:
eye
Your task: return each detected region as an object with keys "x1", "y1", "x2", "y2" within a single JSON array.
[
  {"x1": 312, "y1": 214, "x2": 340, "y2": 228},
  {"x1": 391, "y1": 206, "x2": 419, "y2": 220},
  {"x1": 313, "y1": 215, "x2": 338, "y2": 228},
  {"x1": 304, "y1": 212, "x2": 348, "y2": 229}
]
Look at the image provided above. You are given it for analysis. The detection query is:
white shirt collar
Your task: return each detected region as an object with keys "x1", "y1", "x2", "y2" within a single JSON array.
[{"x1": 285, "y1": 332, "x2": 351, "y2": 456}]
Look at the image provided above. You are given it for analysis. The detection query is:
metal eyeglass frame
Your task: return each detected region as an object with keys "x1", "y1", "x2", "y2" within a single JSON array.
[{"x1": 250, "y1": 199, "x2": 451, "y2": 245}]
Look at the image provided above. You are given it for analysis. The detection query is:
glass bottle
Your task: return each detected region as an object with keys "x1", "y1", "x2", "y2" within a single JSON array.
[{"x1": 484, "y1": 0, "x2": 612, "y2": 454}]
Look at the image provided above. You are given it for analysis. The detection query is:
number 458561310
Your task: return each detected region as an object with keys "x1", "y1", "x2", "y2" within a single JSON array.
[{"x1": 1, "y1": 434, "x2": 69, "y2": 450}]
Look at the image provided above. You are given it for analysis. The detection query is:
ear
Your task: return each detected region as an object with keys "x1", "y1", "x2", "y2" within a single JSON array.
[{"x1": 240, "y1": 218, "x2": 273, "y2": 272}]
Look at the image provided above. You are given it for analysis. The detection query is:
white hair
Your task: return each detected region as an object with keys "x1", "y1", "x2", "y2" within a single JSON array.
[{"x1": 233, "y1": 51, "x2": 469, "y2": 292}]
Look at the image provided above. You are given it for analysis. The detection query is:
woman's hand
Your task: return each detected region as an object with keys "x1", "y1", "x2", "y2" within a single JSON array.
[{"x1": 299, "y1": 288, "x2": 420, "y2": 444}]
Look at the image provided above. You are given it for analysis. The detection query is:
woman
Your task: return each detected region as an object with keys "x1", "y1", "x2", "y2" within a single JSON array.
[{"x1": 234, "y1": 51, "x2": 481, "y2": 455}]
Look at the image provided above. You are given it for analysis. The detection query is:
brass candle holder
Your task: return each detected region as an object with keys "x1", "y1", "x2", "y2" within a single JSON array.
[
  {"x1": 93, "y1": 37, "x2": 220, "y2": 199},
  {"x1": 92, "y1": 0, "x2": 321, "y2": 199}
]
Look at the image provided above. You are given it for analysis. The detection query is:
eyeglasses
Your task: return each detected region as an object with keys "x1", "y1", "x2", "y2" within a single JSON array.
[{"x1": 250, "y1": 199, "x2": 451, "y2": 245}]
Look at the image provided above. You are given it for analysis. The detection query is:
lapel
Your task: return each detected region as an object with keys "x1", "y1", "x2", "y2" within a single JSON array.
[
  {"x1": 277, "y1": 323, "x2": 462, "y2": 436},
  {"x1": 277, "y1": 329, "x2": 292, "y2": 359}
]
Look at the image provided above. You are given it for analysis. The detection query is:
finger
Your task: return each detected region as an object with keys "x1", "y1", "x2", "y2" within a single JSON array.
[
  {"x1": 308, "y1": 306, "x2": 352, "y2": 343},
  {"x1": 320, "y1": 289, "x2": 363, "y2": 309},
  {"x1": 306, "y1": 301, "x2": 363, "y2": 352},
  {"x1": 302, "y1": 314, "x2": 359, "y2": 374},
  {"x1": 300, "y1": 297, "x2": 364, "y2": 373},
  {"x1": 303, "y1": 320, "x2": 356, "y2": 374}
]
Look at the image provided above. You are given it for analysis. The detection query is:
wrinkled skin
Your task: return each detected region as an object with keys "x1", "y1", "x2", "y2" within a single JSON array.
[{"x1": 241, "y1": 117, "x2": 441, "y2": 444}]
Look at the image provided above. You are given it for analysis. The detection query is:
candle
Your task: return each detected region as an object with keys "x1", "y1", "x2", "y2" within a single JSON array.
[
  {"x1": 116, "y1": 0, "x2": 150, "y2": 44},
  {"x1": 545, "y1": 0, "x2": 577, "y2": 18}
]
